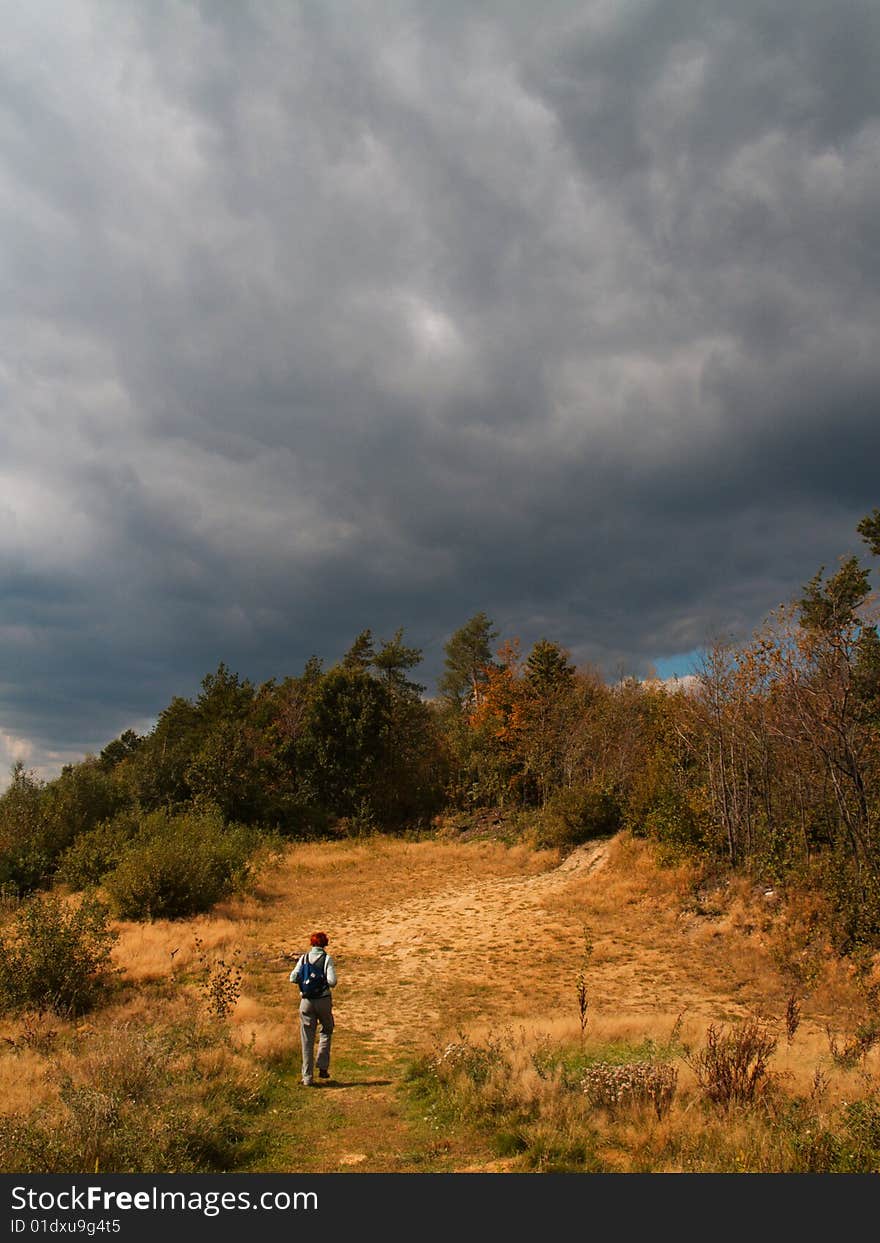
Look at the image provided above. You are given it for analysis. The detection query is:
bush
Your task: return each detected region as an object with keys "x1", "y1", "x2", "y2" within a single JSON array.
[
  {"x1": 0, "y1": 892, "x2": 118, "y2": 1016},
  {"x1": 432, "y1": 1036, "x2": 506, "y2": 1087},
  {"x1": 639, "y1": 789, "x2": 706, "y2": 854},
  {"x1": 828, "y1": 847, "x2": 880, "y2": 952},
  {"x1": 534, "y1": 785, "x2": 622, "y2": 850},
  {"x1": 56, "y1": 812, "x2": 140, "y2": 889},
  {"x1": 581, "y1": 1061, "x2": 678, "y2": 1119},
  {"x1": 785, "y1": 1096, "x2": 880, "y2": 1173},
  {"x1": 0, "y1": 842, "x2": 51, "y2": 897},
  {"x1": 102, "y1": 809, "x2": 256, "y2": 920},
  {"x1": 684, "y1": 1019, "x2": 778, "y2": 1109}
]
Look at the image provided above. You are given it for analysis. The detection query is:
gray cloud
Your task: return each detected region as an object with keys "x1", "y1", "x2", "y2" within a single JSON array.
[{"x1": 2, "y1": 0, "x2": 880, "y2": 780}]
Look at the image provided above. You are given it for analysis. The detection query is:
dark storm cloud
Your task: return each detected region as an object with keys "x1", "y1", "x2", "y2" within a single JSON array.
[{"x1": 2, "y1": 0, "x2": 880, "y2": 778}]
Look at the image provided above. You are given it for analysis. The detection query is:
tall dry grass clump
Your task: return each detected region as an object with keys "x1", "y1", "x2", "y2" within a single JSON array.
[{"x1": 111, "y1": 914, "x2": 242, "y2": 984}]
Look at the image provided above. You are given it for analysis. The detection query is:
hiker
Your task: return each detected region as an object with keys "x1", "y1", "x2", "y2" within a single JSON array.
[{"x1": 290, "y1": 931, "x2": 337, "y2": 1086}]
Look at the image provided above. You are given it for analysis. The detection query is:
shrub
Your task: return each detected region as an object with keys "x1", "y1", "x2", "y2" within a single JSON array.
[
  {"x1": 827, "y1": 847, "x2": 880, "y2": 951},
  {"x1": 432, "y1": 1036, "x2": 505, "y2": 1087},
  {"x1": 838, "y1": 1098, "x2": 880, "y2": 1171},
  {"x1": 195, "y1": 940, "x2": 243, "y2": 1020},
  {"x1": 0, "y1": 892, "x2": 118, "y2": 1016},
  {"x1": 684, "y1": 1019, "x2": 778, "y2": 1109},
  {"x1": 535, "y1": 785, "x2": 622, "y2": 850},
  {"x1": 0, "y1": 842, "x2": 51, "y2": 897},
  {"x1": 581, "y1": 1060, "x2": 678, "y2": 1119},
  {"x1": 827, "y1": 1014, "x2": 880, "y2": 1068},
  {"x1": 640, "y1": 789, "x2": 706, "y2": 854},
  {"x1": 102, "y1": 809, "x2": 256, "y2": 920},
  {"x1": 56, "y1": 812, "x2": 140, "y2": 889},
  {"x1": 785, "y1": 1096, "x2": 880, "y2": 1173}
]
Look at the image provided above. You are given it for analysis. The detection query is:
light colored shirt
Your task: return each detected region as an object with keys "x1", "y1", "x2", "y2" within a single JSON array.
[{"x1": 289, "y1": 948, "x2": 337, "y2": 995}]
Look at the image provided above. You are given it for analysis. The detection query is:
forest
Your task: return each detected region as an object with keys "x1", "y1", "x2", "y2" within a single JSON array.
[{"x1": 2, "y1": 506, "x2": 879, "y2": 952}]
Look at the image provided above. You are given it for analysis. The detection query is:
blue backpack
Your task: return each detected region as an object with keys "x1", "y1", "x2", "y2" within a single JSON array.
[{"x1": 298, "y1": 950, "x2": 328, "y2": 1000}]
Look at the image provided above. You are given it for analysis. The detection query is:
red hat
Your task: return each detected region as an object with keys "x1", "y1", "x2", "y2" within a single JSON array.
[{"x1": 310, "y1": 931, "x2": 329, "y2": 946}]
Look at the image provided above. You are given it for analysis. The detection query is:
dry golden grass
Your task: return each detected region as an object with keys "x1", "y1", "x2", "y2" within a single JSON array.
[
  {"x1": 228, "y1": 994, "x2": 297, "y2": 1062},
  {"x1": 3, "y1": 829, "x2": 878, "y2": 1174},
  {"x1": 428, "y1": 997, "x2": 880, "y2": 1172},
  {"x1": 0, "y1": 1047, "x2": 58, "y2": 1117},
  {"x1": 111, "y1": 914, "x2": 243, "y2": 982}
]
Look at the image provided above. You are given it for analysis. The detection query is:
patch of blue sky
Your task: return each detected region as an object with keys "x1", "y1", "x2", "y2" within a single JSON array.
[{"x1": 653, "y1": 649, "x2": 704, "y2": 680}]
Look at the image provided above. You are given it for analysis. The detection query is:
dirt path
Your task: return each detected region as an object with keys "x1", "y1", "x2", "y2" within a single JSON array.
[
  {"x1": 239, "y1": 833, "x2": 801, "y2": 1171},
  {"x1": 257, "y1": 834, "x2": 784, "y2": 1054},
  {"x1": 329, "y1": 839, "x2": 612, "y2": 1048}
]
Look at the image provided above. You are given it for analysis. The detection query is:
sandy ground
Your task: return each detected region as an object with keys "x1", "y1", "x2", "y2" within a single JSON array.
[
  {"x1": 221, "y1": 833, "x2": 871, "y2": 1172},
  {"x1": 249, "y1": 834, "x2": 797, "y2": 1057},
  {"x1": 331, "y1": 840, "x2": 614, "y2": 1047}
]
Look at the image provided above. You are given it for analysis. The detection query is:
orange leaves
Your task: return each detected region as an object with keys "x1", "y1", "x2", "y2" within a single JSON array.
[{"x1": 467, "y1": 639, "x2": 524, "y2": 745}]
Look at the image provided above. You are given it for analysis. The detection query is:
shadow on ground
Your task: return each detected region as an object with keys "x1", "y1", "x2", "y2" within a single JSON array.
[{"x1": 313, "y1": 1079, "x2": 394, "y2": 1089}]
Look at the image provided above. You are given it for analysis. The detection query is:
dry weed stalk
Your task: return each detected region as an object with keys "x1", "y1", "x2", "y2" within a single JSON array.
[
  {"x1": 3, "y1": 1011, "x2": 58, "y2": 1056},
  {"x1": 684, "y1": 1018, "x2": 778, "y2": 1109},
  {"x1": 575, "y1": 926, "x2": 593, "y2": 1042},
  {"x1": 809, "y1": 1067, "x2": 830, "y2": 1102},
  {"x1": 785, "y1": 993, "x2": 802, "y2": 1044},
  {"x1": 194, "y1": 935, "x2": 243, "y2": 1019}
]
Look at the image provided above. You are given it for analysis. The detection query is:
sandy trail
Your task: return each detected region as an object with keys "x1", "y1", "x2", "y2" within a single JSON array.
[
  {"x1": 255, "y1": 835, "x2": 786, "y2": 1058},
  {"x1": 330, "y1": 841, "x2": 611, "y2": 1047},
  {"x1": 236, "y1": 834, "x2": 844, "y2": 1172}
]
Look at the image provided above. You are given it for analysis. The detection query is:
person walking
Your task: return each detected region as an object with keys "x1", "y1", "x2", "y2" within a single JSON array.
[{"x1": 290, "y1": 931, "x2": 337, "y2": 1086}]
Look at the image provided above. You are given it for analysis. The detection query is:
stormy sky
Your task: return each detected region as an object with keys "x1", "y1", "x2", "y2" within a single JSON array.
[{"x1": 2, "y1": 0, "x2": 880, "y2": 781}]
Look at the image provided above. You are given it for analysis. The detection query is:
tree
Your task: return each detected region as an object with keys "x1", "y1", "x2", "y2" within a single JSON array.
[
  {"x1": 793, "y1": 559, "x2": 878, "y2": 892},
  {"x1": 131, "y1": 695, "x2": 201, "y2": 810},
  {"x1": 185, "y1": 718, "x2": 263, "y2": 822},
  {"x1": 525, "y1": 638, "x2": 575, "y2": 694},
  {"x1": 522, "y1": 640, "x2": 576, "y2": 804},
  {"x1": 40, "y1": 758, "x2": 128, "y2": 859},
  {"x1": 466, "y1": 640, "x2": 526, "y2": 806},
  {"x1": 342, "y1": 630, "x2": 375, "y2": 671},
  {"x1": 194, "y1": 662, "x2": 255, "y2": 726},
  {"x1": 99, "y1": 729, "x2": 143, "y2": 771},
  {"x1": 438, "y1": 612, "x2": 498, "y2": 710},
  {"x1": 372, "y1": 628, "x2": 425, "y2": 697},
  {"x1": 248, "y1": 657, "x2": 326, "y2": 831},
  {"x1": 296, "y1": 666, "x2": 390, "y2": 818},
  {"x1": 799, "y1": 558, "x2": 871, "y2": 636},
  {"x1": 857, "y1": 507, "x2": 880, "y2": 557},
  {"x1": 0, "y1": 763, "x2": 48, "y2": 894}
]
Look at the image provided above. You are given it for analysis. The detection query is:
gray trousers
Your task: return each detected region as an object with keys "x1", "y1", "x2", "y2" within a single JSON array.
[{"x1": 299, "y1": 995, "x2": 334, "y2": 1082}]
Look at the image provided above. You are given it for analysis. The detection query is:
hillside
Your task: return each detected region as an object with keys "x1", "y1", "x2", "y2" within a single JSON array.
[
  {"x1": 177, "y1": 832, "x2": 880, "y2": 1172},
  {"x1": 3, "y1": 830, "x2": 878, "y2": 1174}
]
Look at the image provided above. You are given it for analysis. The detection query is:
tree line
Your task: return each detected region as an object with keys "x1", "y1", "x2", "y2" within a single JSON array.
[{"x1": 2, "y1": 509, "x2": 879, "y2": 947}]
